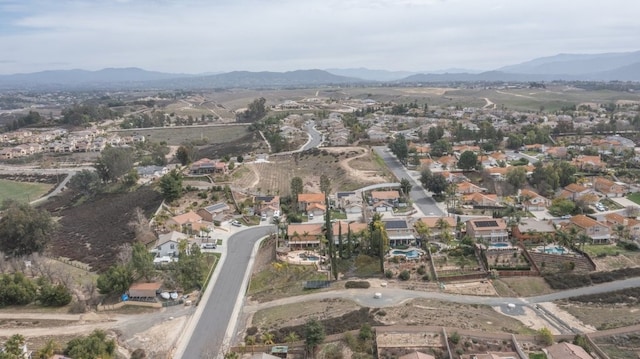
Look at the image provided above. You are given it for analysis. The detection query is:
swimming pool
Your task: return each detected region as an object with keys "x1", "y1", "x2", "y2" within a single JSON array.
[
  {"x1": 541, "y1": 246, "x2": 566, "y2": 255},
  {"x1": 490, "y1": 242, "x2": 510, "y2": 248},
  {"x1": 391, "y1": 249, "x2": 420, "y2": 259},
  {"x1": 299, "y1": 253, "x2": 321, "y2": 261}
]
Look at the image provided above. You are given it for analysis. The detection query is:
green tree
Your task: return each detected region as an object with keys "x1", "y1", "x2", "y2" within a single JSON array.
[
  {"x1": 1, "y1": 334, "x2": 26, "y2": 358},
  {"x1": 123, "y1": 169, "x2": 140, "y2": 187},
  {"x1": 389, "y1": 133, "x2": 409, "y2": 164},
  {"x1": 0, "y1": 200, "x2": 57, "y2": 257},
  {"x1": 457, "y1": 151, "x2": 478, "y2": 171},
  {"x1": 175, "y1": 243, "x2": 204, "y2": 290},
  {"x1": 420, "y1": 169, "x2": 448, "y2": 195},
  {"x1": 237, "y1": 97, "x2": 268, "y2": 122},
  {"x1": 320, "y1": 174, "x2": 332, "y2": 195},
  {"x1": 37, "y1": 278, "x2": 72, "y2": 307},
  {"x1": 290, "y1": 176, "x2": 303, "y2": 212},
  {"x1": 36, "y1": 339, "x2": 61, "y2": 359},
  {"x1": 176, "y1": 144, "x2": 196, "y2": 166},
  {"x1": 400, "y1": 178, "x2": 412, "y2": 196},
  {"x1": 64, "y1": 330, "x2": 116, "y2": 359},
  {"x1": 94, "y1": 147, "x2": 134, "y2": 183},
  {"x1": 236, "y1": 155, "x2": 244, "y2": 163},
  {"x1": 304, "y1": 318, "x2": 326, "y2": 356},
  {"x1": 430, "y1": 139, "x2": 452, "y2": 157},
  {"x1": 97, "y1": 265, "x2": 134, "y2": 295},
  {"x1": 131, "y1": 242, "x2": 155, "y2": 281},
  {"x1": 506, "y1": 166, "x2": 527, "y2": 192},
  {"x1": 159, "y1": 170, "x2": 183, "y2": 202},
  {"x1": 536, "y1": 327, "x2": 554, "y2": 346},
  {"x1": 68, "y1": 169, "x2": 102, "y2": 197}
]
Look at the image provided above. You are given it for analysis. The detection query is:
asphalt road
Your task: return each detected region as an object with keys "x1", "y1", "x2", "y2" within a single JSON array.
[
  {"x1": 301, "y1": 122, "x2": 322, "y2": 150},
  {"x1": 179, "y1": 226, "x2": 274, "y2": 359},
  {"x1": 373, "y1": 146, "x2": 444, "y2": 216}
]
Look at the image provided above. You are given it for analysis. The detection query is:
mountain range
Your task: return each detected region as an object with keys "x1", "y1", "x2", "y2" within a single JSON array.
[{"x1": 1, "y1": 50, "x2": 639, "y2": 90}]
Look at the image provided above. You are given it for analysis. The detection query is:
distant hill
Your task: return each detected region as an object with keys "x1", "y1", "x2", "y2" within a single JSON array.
[
  {"x1": 0, "y1": 67, "x2": 190, "y2": 89},
  {"x1": 498, "y1": 51, "x2": 640, "y2": 75},
  {"x1": 2, "y1": 50, "x2": 640, "y2": 90}
]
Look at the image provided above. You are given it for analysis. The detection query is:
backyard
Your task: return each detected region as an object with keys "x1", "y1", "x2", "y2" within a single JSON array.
[{"x1": 0, "y1": 178, "x2": 54, "y2": 203}]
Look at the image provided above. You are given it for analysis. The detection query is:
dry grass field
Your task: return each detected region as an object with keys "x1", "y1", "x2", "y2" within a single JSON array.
[
  {"x1": 557, "y1": 302, "x2": 640, "y2": 330},
  {"x1": 113, "y1": 124, "x2": 250, "y2": 146},
  {"x1": 233, "y1": 147, "x2": 391, "y2": 196}
]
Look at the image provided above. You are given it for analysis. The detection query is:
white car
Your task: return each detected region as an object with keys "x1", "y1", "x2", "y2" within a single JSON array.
[{"x1": 231, "y1": 220, "x2": 242, "y2": 227}]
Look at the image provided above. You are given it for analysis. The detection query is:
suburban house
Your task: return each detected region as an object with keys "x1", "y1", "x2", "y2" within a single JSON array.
[
  {"x1": 307, "y1": 202, "x2": 327, "y2": 217},
  {"x1": 466, "y1": 218, "x2": 509, "y2": 243},
  {"x1": 518, "y1": 189, "x2": 550, "y2": 211},
  {"x1": 604, "y1": 212, "x2": 640, "y2": 240},
  {"x1": 297, "y1": 193, "x2": 325, "y2": 213},
  {"x1": 463, "y1": 192, "x2": 500, "y2": 207},
  {"x1": 415, "y1": 216, "x2": 456, "y2": 240},
  {"x1": 152, "y1": 231, "x2": 188, "y2": 258},
  {"x1": 543, "y1": 342, "x2": 594, "y2": 359},
  {"x1": 572, "y1": 155, "x2": 606, "y2": 172},
  {"x1": 456, "y1": 181, "x2": 485, "y2": 195},
  {"x1": 287, "y1": 223, "x2": 324, "y2": 248},
  {"x1": 485, "y1": 166, "x2": 509, "y2": 181},
  {"x1": 592, "y1": 177, "x2": 627, "y2": 197},
  {"x1": 330, "y1": 221, "x2": 368, "y2": 244},
  {"x1": 254, "y1": 195, "x2": 280, "y2": 216},
  {"x1": 336, "y1": 191, "x2": 360, "y2": 209},
  {"x1": 344, "y1": 202, "x2": 363, "y2": 214},
  {"x1": 567, "y1": 215, "x2": 611, "y2": 244},
  {"x1": 137, "y1": 165, "x2": 169, "y2": 179},
  {"x1": 559, "y1": 183, "x2": 594, "y2": 201},
  {"x1": 398, "y1": 352, "x2": 436, "y2": 359},
  {"x1": 370, "y1": 190, "x2": 400, "y2": 203},
  {"x1": 511, "y1": 218, "x2": 556, "y2": 242},
  {"x1": 165, "y1": 211, "x2": 207, "y2": 232},
  {"x1": 197, "y1": 202, "x2": 230, "y2": 222},
  {"x1": 440, "y1": 171, "x2": 469, "y2": 183},
  {"x1": 190, "y1": 158, "x2": 228, "y2": 174},
  {"x1": 382, "y1": 219, "x2": 415, "y2": 246},
  {"x1": 438, "y1": 155, "x2": 457, "y2": 169},
  {"x1": 372, "y1": 200, "x2": 395, "y2": 212},
  {"x1": 128, "y1": 282, "x2": 162, "y2": 301}
]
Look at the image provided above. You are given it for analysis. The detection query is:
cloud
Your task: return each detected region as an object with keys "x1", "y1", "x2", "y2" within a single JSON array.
[{"x1": 0, "y1": 0, "x2": 639, "y2": 74}]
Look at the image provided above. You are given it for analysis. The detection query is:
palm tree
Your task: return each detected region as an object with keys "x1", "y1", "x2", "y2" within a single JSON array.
[
  {"x1": 577, "y1": 233, "x2": 590, "y2": 251},
  {"x1": 436, "y1": 218, "x2": 452, "y2": 244},
  {"x1": 262, "y1": 332, "x2": 276, "y2": 345},
  {"x1": 285, "y1": 331, "x2": 299, "y2": 344},
  {"x1": 36, "y1": 339, "x2": 61, "y2": 359}
]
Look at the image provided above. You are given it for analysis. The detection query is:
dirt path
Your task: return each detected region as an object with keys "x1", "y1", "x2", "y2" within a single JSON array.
[
  {"x1": 323, "y1": 146, "x2": 387, "y2": 184},
  {"x1": 0, "y1": 312, "x2": 123, "y2": 337},
  {"x1": 483, "y1": 97, "x2": 495, "y2": 109}
]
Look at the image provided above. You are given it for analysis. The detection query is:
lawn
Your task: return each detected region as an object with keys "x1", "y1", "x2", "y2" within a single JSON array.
[
  {"x1": 248, "y1": 263, "x2": 329, "y2": 302},
  {"x1": 627, "y1": 193, "x2": 640, "y2": 205},
  {"x1": 582, "y1": 244, "x2": 633, "y2": 257},
  {"x1": 0, "y1": 179, "x2": 53, "y2": 203}
]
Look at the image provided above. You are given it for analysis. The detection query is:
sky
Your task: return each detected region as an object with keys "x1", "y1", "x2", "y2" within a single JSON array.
[{"x1": 0, "y1": 0, "x2": 639, "y2": 75}]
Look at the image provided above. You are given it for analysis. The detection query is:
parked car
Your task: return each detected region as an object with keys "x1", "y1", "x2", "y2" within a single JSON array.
[
  {"x1": 261, "y1": 213, "x2": 267, "y2": 221},
  {"x1": 202, "y1": 243, "x2": 216, "y2": 249},
  {"x1": 231, "y1": 220, "x2": 242, "y2": 227}
]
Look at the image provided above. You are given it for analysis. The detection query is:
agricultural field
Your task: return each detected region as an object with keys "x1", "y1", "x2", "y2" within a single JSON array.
[
  {"x1": 113, "y1": 124, "x2": 251, "y2": 146},
  {"x1": 0, "y1": 178, "x2": 53, "y2": 203}
]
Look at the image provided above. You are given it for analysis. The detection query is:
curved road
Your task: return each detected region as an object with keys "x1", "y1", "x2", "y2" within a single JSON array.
[
  {"x1": 301, "y1": 122, "x2": 322, "y2": 151},
  {"x1": 176, "y1": 225, "x2": 275, "y2": 359},
  {"x1": 373, "y1": 146, "x2": 444, "y2": 216}
]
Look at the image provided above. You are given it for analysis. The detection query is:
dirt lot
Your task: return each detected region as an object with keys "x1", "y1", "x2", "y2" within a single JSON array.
[
  {"x1": 493, "y1": 277, "x2": 555, "y2": 297},
  {"x1": 592, "y1": 251, "x2": 640, "y2": 271},
  {"x1": 234, "y1": 147, "x2": 391, "y2": 195}
]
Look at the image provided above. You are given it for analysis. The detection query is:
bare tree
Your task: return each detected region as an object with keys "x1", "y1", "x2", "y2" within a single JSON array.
[
  {"x1": 117, "y1": 244, "x2": 133, "y2": 265},
  {"x1": 129, "y1": 207, "x2": 156, "y2": 244}
]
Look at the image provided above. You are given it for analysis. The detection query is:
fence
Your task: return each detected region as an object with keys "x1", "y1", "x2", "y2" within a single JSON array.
[
  {"x1": 97, "y1": 300, "x2": 163, "y2": 311},
  {"x1": 56, "y1": 256, "x2": 92, "y2": 271}
]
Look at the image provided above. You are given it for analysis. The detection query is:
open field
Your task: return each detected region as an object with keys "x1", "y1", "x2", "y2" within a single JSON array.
[
  {"x1": 441, "y1": 86, "x2": 640, "y2": 112},
  {"x1": 0, "y1": 179, "x2": 53, "y2": 203},
  {"x1": 113, "y1": 124, "x2": 250, "y2": 146},
  {"x1": 233, "y1": 147, "x2": 391, "y2": 195},
  {"x1": 493, "y1": 277, "x2": 555, "y2": 297},
  {"x1": 557, "y1": 302, "x2": 640, "y2": 330},
  {"x1": 247, "y1": 263, "x2": 330, "y2": 303}
]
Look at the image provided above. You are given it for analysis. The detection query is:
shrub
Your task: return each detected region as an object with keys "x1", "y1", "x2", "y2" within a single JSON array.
[
  {"x1": 421, "y1": 275, "x2": 430, "y2": 281},
  {"x1": 38, "y1": 281, "x2": 72, "y2": 307},
  {"x1": 449, "y1": 331, "x2": 460, "y2": 344},
  {"x1": 384, "y1": 270, "x2": 394, "y2": 279},
  {"x1": 345, "y1": 281, "x2": 371, "y2": 289},
  {"x1": 398, "y1": 270, "x2": 410, "y2": 281},
  {"x1": 417, "y1": 265, "x2": 426, "y2": 275}
]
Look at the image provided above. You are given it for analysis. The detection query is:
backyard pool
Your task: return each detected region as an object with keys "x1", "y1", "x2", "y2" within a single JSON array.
[
  {"x1": 299, "y1": 253, "x2": 321, "y2": 261},
  {"x1": 490, "y1": 242, "x2": 511, "y2": 248},
  {"x1": 391, "y1": 249, "x2": 421, "y2": 259},
  {"x1": 540, "y1": 246, "x2": 567, "y2": 255}
]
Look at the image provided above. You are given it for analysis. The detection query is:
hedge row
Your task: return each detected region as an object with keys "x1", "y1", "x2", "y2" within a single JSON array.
[{"x1": 345, "y1": 281, "x2": 371, "y2": 289}]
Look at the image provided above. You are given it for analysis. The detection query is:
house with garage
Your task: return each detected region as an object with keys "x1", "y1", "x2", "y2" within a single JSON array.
[
  {"x1": 307, "y1": 202, "x2": 327, "y2": 217},
  {"x1": 197, "y1": 202, "x2": 230, "y2": 222},
  {"x1": 456, "y1": 181, "x2": 485, "y2": 195},
  {"x1": 336, "y1": 191, "x2": 362, "y2": 210},
  {"x1": 287, "y1": 223, "x2": 324, "y2": 248},
  {"x1": 566, "y1": 215, "x2": 611, "y2": 244},
  {"x1": 372, "y1": 200, "x2": 395, "y2": 212},
  {"x1": 511, "y1": 218, "x2": 556, "y2": 243},
  {"x1": 592, "y1": 177, "x2": 628, "y2": 197},
  {"x1": 254, "y1": 195, "x2": 280, "y2": 216},
  {"x1": 604, "y1": 212, "x2": 640, "y2": 240},
  {"x1": 297, "y1": 193, "x2": 326, "y2": 213},
  {"x1": 165, "y1": 211, "x2": 208, "y2": 233},
  {"x1": 558, "y1": 183, "x2": 593, "y2": 201},
  {"x1": 330, "y1": 221, "x2": 368, "y2": 244},
  {"x1": 463, "y1": 192, "x2": 500, "y2": 207},
  {"x1": 518, "y1": 189, "x2": 550, "y2": 211},
  {"x1": 415, "y1": 216, "x2": 456, "y2": 240},
  {"x1": 543, "y1": 342, "x2": 594, "y2": 359},
  {"x1": 466, "y1": 218, "x2": 509, "y2": 243},
  {"x1": 382, "y1": 219, "x2": 415, "y2": 246},
  {"x1": 370, "y1": 190, "x2": 400, "y2": 204},
  {"x1": 152, "y1": 231, "x2": 188, "y2": 258}
]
